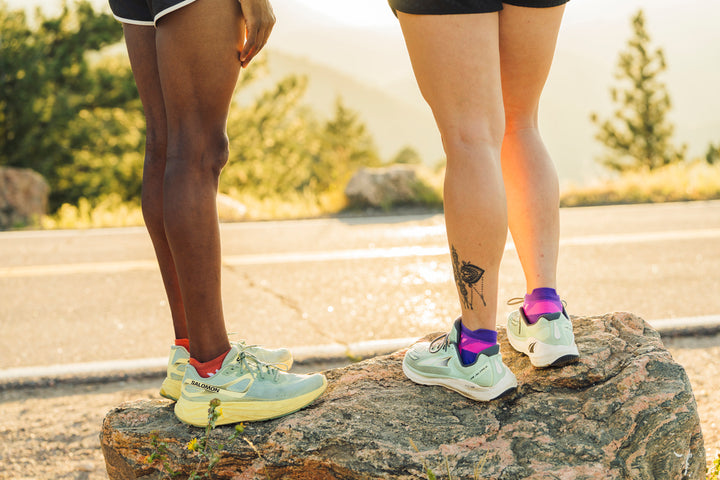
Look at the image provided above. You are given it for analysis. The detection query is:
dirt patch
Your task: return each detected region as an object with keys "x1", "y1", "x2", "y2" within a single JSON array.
[
  {"x1": 664, "y1": 335, "x2": 720, "y2": 473},
  {"x1": 1, "y1": 338, "x2": 718, "y2": 480}
]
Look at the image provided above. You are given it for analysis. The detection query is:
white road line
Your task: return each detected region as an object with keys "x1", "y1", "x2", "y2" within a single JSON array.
[
  {"x1": 1, "y1": 228, "x2": 719, "y2": 279},
  {"x1": 557, "y1": 228, "x2": 720, "y2": 247}
]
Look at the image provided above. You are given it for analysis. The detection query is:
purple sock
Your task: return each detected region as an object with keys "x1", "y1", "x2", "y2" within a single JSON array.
[
  {"x1": 523, "y1": 288, "x2": 563, "y2": 325},
  {"x1": 459, "y1": 321, "x2": 498, "y2": 366}
]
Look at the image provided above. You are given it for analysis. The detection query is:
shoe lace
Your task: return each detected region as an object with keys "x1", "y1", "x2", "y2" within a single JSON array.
[
  {"x1": 226, "y1": 334, "x2": 261, "y2": 350},
  {"x1": 506, "y1": 297, "x2": 568, "y2": 307},
  {"x1": 229, "y1": 339, "x2": 261, "y2": 352},
  {"x1": 228, "y1": 351, "x2": 287, "y2": 381},
  {"x1": 507, "y1": 297, "x2": 524, "y2": 306},
  {"x1": 428, "y1": 333, "x2": 451, "y2": 354}
]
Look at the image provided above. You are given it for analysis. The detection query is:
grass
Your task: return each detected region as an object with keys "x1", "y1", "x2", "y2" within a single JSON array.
[
  {"x1": 39, "y1": 194, "x2": 144, "y2": 229},
  {"x1": 23, "y1": 161, "x2": 720, "y2": 230},
  {"x1": 560, "y1": 161, "x2": 720, "y2": 207}
]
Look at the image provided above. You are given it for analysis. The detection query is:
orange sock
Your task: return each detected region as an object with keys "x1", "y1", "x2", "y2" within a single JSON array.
[
  {"x1": 174, "y1": 338, "x2": 190, "y2": 350},
  {"x1": 189, "y1": 348, "x2": 231, "y2": 378}
]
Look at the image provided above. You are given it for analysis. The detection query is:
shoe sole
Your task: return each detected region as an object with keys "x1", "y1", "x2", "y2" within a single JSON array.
[
  {"x1": 402, "y1": 360, "x2": 517, "y2": 402},
  {"x1": 174, "y1": 378, "x2": 328, "y2": 426},
  {"x1": 507, "y1": 332, "x2": 579, "y2": 368}
]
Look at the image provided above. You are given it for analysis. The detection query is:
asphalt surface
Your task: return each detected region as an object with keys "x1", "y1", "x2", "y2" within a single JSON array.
[{"x1": 1, "y1": 201, "x2": 719, "y2": 373}]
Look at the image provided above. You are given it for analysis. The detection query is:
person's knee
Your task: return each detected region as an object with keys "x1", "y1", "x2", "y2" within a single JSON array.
[
  {"x1": 145, "y1": 128, "x2": 168, "y2": 163},
  {"x1": 439, "y1": 120, "x2": 504, "y2": 161},
  {"x1": 202, "y1": 131, "x2": 230, "y2": 177},
  {"x1": 504, "y1": 104, "x2": 539, "y2": 135},
  {"x1": 165, "y1": 128, "x2": 230, "y2": 182}
]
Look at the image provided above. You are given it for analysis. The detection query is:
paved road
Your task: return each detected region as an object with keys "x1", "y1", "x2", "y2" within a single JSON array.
[{"x1": 1, "y1": 201, "x2": 719, "y2": 369}]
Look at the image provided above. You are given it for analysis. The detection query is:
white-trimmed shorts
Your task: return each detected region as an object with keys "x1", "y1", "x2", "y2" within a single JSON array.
[{"x1": 108, "y1": 0, "x2": 198, "y2": 26}]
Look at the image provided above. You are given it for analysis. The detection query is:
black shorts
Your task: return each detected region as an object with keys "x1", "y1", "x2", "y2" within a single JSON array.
[
  {"x1": 389, "y1": 0, "x2": 569, "y2": 16},
  {"x1": 108, "y1": 0, "x2": 198, "y2": 26}
]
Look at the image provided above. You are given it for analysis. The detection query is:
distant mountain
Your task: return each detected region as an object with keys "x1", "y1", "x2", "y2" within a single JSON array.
[
  {"x1": 268, "y1": 0, "x2": 720, "y2": 184},
  {"x1": 245, "y1": 49, "x2": 445, "y2": 165}
]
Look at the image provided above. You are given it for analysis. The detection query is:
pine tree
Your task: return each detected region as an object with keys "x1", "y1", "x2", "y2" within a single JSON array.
[{"x1": 590, "y1": 10, "x2": 685, "y2": 172}]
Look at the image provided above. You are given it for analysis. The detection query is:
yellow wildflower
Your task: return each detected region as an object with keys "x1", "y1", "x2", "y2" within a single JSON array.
[{"x1": 187, "y1": 438, "x2": 199, "y2": 451}]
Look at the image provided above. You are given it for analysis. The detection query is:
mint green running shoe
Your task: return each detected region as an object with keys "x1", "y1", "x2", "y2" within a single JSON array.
[
  {"x1": 506, "y1": 307, "x2": 579, "y2": 368},
  {"x1": 159, "y1": 345, "x2": 190, "y2": 401},
  {"x1": 174, "y1": 345, "x2": 326, "y2": 426},
  {"x1": 402, "y1": 319, "x2": 517, "y2": 401},
  {"x1": 159, "y1": 341, "x2": 293, "y2": 402}
]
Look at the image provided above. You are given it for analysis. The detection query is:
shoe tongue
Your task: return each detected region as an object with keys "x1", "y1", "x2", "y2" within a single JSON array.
[{"x1": 449, "y1": 317, "x2": 463, "y2": 343}]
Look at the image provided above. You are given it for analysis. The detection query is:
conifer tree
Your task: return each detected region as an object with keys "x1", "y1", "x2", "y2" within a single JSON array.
[
  {"x1": 706, "y1": 143, "x2": 720, "y2": 165},
  {"x1": 591, "y1": 10, "x2": 685, "y2": 172}
]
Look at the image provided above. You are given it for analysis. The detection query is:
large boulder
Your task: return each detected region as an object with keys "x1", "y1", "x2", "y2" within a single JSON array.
[
  {"x1": 345, "y1": 165, "x2": 421, "y2": 208},
  {"x1": 216, "y1": 193, "x2": 247, "y2": 222},
  {"x1": 101, "y1": 313, "x2": 705, "y2": 479},
  {"x1": 0, "y1": 167, "x2": 49, "y2": 229}
]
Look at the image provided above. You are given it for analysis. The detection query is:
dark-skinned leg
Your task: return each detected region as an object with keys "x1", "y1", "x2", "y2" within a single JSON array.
[
  {"x1": 154, "y1": 0, "x2": 246, "y2": 362},
  {"x1": 122, "y1": 24, "x2": 188, "y2": 341}
]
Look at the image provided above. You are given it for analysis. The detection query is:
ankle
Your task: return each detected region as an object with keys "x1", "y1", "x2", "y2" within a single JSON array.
[
  {"x1": 189, "y1": 348, "x2": 231, "y2": 378},
  {"x1": 523, "y1": 288, "x2": 563, "y2": 324},
  {"x1": 458, "y1": 320, "x2": 498, "y2": 366}
]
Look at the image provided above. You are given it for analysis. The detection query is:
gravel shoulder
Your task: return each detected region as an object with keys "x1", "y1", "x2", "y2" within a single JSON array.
[{"x1": 1, "y1": 335, "x2": 718, "y2": 480}]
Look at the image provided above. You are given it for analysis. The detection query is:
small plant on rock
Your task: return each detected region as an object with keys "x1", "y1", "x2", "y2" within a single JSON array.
[
  {"x1": 708, "y1": 452, "x2": 720, "y2": 480},
  {"x1": 186, "y1": 399, "x2": 248, "y2": 479},
  {"x1": 409, "y1": 438, "x2": 488, "y2": 480},
  {"x1": 145, "y1": 432, "x2": 180, "y2": 478}
]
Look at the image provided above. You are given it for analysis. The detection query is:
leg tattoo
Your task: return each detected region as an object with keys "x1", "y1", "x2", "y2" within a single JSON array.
[{"x1": 451, "y1": 245, "x2": 487, "y2": 309}]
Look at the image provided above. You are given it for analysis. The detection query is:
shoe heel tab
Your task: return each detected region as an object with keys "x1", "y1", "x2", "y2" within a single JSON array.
[{"x1": 480, "y1": 344, "x2": 500, "y2": 357}]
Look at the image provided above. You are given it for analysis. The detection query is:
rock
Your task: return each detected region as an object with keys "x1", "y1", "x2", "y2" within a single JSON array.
[
  {"x1": 217, "y1": 193, "x2": 247, "y2": 222},
  {"x1": 344, "y1": 165, "x2": 420, "y2": 208},
  {"x1": 0, "y1": 167, "x2": 49, "y2": 229},
  {"x1": 101, "y1": 313, "x2": 705, "y2": 479}
]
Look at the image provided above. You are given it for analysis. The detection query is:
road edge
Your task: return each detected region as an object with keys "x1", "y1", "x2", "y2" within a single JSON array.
[{"x1": 2, "y1": 316, "x2": 718, "y2": 391}]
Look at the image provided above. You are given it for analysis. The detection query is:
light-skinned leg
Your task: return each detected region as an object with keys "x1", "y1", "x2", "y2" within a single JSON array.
[
  {"x1": 397, "y1": 12, "x2": 506, "y2": 332},
  {"x1": 499, "y1": 4, "x2": 566, "y2": 293}
]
